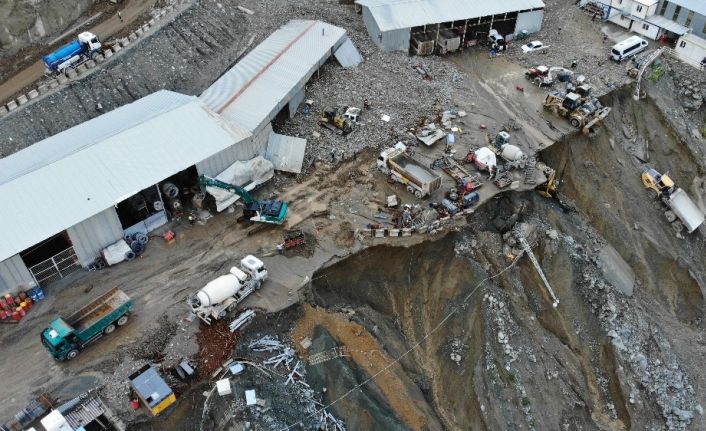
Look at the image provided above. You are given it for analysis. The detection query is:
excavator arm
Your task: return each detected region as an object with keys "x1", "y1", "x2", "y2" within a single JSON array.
[
  {"x1": 582, "y1": 106, "x2": 612, "y2": 135},
  {"x1": 198, "y1": 175, "x2": 256, "y2": 205}
]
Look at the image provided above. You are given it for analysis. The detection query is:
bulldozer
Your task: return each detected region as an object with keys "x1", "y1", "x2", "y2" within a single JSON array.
[
  {"x1": 543, "y1": 92, "x2": 611, "y2": 134},
  {"x1": 320, "y1": 107, "x2": 353, "y2": 135}
]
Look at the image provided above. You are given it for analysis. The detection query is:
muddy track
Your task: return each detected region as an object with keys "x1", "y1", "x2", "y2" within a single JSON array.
[{"x1": 0, "y1": 0, "x2": 249, "y2": 157}]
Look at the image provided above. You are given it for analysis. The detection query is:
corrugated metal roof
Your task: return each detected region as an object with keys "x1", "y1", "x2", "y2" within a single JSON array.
[
  {"x1": 356, "y1": 0, "x2": 546, "y2": 32},
  {"x1": 671, "y1": 0, "x2": 706, "y2": 17},
  {"x1": 645, "y1": 14, "x2": 688, "y2": 34},
  {"x1": 61, "y1": 397, "x2": 105, "y2": 429},
  {"x1": 0, "y1": 91, "x2": 193, "y2": 186},
  {"x1": 265, "y1": 133, "x2": 307, "y2": 173},
  {"x1": 130, "y1": 366, "x2": 173, "y2": 407},
  {"x1": 334, "y1": 38, "x2": 363, "y2": 68},
  {"x1": 0, "y1": 91, "x2": 251, "y2": 263},
  {"x1": 199, "y1": 20, "x2": 349, "y2": 134}
]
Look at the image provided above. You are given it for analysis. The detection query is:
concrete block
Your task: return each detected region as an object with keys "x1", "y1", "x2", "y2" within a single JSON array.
[
  {"x1": 6, "y1": 100, "x2": 18, "y2": 111},
  {"x1": 50, "y1": 79, "x2": 60, "y2": 88},
  {"x1": 374, "y1": 229, "x2": 385, "y2": 238},
  {"x1": 149, "y1": 19, "x2": 155, "y2": 26},
  {"x1": 104, "y1": 49, "x2": 113, "y2": 58},
  {"x1": 120, "y1": 39, "x2": 130, "y2": 48},
  {"x1": 114, "y1": 43, "x2": 123, "y2": 53},
  {"x1": 361, "y1": 229, "x2": 372, "y2": 237},
  {"x1": 57, "y1": 74, "x2": 68, "y2": 84},
  {"x1": 388, "y1": 229, "x2": 400, "y2": 237},
  {"x1": 417, "y1": 225, "x2": 428, "y2": 234},
  {"x1": 135, "y1": 28, "x2": 144, "y2": 37},
  {"x1": 76, "y1": 64, "x2": 88, "y2": 75},
  {"x1": 0, "y1": 106, "x2": 7, "y2": 117},
  {"x1": 37, "y1": 84, "x2": 49, "y2": 93},
  {"x1": 94, "y1": 53, "x2": 105, "y2": 63},
  {"x1": 66, "y1": 69, "x2": 78, "y2": 79},
  {"x1": 17, "y1": 94, "x2": 28, "y2": 105},
  {"x1": 401, "y1": 228, "x2": 412, "y2": 237},
  {"x1": 129, "y1": 32, "x2": 138, "y2": 42},
  {"x1": 27, "y1": 89, "x2": 39, "y2": 100},
  {"x1": 142, "y1": 24, "x2": 150, "y2": 33},
  {"x1": 86, "y1": 60, "x2": 96, "y2": 69}
]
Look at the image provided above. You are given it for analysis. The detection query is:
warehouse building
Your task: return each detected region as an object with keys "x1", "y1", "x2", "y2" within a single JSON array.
[
  {"x1": 355, "y1": 0, "x2": 545, "y2": 53},
  {"x1": 0, "y1": 20, "x2": 362, "y2": 292},
  {"x1": 200, "y1": 19, "x2": 361, "y2": 173},
  {"x1": 0, "y1": 91, "x2": 252, "y2": 290}
]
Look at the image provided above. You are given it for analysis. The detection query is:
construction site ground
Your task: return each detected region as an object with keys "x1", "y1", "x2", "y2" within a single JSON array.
[{"x1": 1, "y1": 0, "x2": 706, "y2": 430}]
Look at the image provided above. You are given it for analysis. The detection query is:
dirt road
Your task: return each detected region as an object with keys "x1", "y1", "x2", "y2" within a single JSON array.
[{"x1": 0, "y1": 0, "x2": 157, "y2": 104}]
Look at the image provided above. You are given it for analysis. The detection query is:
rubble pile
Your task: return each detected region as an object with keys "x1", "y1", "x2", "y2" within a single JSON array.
[
  {"x1": 205, "y1": 334, "x2": 346, "y2": 431},
  {"x1": 667, "y1": 62, "x2": 706, "y2": 111},
  {"x1": 565, "y1": 233, "x2": 699, "y2": 430}
]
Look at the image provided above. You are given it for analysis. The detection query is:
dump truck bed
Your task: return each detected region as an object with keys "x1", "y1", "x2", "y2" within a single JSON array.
[
  {"x1": 66, "y1": 287, "x2": 131, "y2": 332},
  {"x1": 669, "y1": 188, "x2": 705, "y2": 233},
  {"x1": 390, "y1": 154, "x2": 441, "y2": 186}
]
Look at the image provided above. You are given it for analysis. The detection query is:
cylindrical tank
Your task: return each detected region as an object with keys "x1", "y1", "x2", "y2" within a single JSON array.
[
  {"x1": 501, "y1": 144, "x2": 524, "y2": 161},
  {"x1": 196, "y1": 274, "x2": 241, "y2": 307}
]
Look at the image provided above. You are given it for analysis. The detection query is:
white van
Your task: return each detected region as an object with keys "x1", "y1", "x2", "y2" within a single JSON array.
[{"x1": 611, "y1": 36, "x2": 648, "y2": 61}]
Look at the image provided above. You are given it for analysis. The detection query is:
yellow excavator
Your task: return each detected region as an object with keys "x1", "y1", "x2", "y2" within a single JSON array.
[
  {"x1": 320, "y1": 107, "x2": 352, "y2": 135},
  {"x1": 536, "y1": 162, "x2": 558, "y2": 198}
]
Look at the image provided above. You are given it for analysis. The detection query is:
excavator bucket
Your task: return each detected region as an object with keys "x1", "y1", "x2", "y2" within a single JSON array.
[{"x1": 581, "y1": 106, "x2": 611, "y2": 135}]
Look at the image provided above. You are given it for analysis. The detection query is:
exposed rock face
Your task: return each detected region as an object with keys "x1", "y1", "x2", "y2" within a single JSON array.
[{"x1": 0, "y1": 0, "x2": 96, "y2": 58}]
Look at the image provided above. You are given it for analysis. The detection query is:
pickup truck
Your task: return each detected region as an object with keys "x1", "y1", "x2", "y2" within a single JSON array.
[{"x1": 41, "y1": 288, "x2": 133, "y2": 361}]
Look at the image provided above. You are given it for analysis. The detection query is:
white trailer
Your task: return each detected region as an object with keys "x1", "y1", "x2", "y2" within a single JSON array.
[
  {"x1": 188, "y1": 255, "x2": 268, "y2": 324},
  {"x1": 667, "y1": 188, "x2": 705, "y2": 234}
]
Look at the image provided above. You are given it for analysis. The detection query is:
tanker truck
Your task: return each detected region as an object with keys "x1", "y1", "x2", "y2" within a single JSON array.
[
  {"x1": 42, "y1": 31, "x2": 102, "y2": 76},
  {"x1": 188, "y1": 255, "x2": 267, "y2": 324}
]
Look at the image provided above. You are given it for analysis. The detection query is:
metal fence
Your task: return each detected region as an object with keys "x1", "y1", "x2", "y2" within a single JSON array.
[{"x1": 28, "y1": 247, "x2": 80, "y2": 286}]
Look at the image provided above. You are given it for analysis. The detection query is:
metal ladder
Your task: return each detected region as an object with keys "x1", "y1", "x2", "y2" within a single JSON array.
[
  {"x1": 515, "y1": 230, "x2": 560, "y2": 308},
  {"x1": 524, "y1": 156, "x2": 537, "y2": 185},
  {"x1": 308, "y1": 346, "x2": 349, "y2": 365}
]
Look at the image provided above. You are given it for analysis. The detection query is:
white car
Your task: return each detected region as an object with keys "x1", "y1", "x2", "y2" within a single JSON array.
[{"x1": 521, "y1": 41, "x2": 546, "y2": 53}]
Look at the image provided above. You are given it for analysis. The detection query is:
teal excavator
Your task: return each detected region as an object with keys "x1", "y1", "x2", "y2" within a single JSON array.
[{"x1": 198, "y1": 175, "x2": 288, "y2": 225}]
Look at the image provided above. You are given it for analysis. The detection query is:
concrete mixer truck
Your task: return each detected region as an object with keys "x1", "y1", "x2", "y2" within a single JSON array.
[{"x1": 188, "y1": 255, "x2": 267, "y2": 324}]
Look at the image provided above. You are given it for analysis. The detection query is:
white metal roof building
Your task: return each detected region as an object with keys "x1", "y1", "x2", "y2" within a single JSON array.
[
  {"x1": 355, "y1": 0, "x2": 545, "y2": 52},
  {"x1": 200, "y1": 20, "x2": 361, "y2": 137},
  {"x1": 0, "y1": 90, "x2": 252, "y2": 290}
]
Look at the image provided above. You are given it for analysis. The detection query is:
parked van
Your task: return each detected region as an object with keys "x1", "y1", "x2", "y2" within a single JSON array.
[{"x1": 611, "y1": 36, "x2": 648, "y2": 61}]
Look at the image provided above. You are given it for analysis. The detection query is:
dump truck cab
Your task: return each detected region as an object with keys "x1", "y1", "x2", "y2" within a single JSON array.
[
  {"x1": 642, "y1": 168, "x2": 675, "y2": 195},
  {"x1": 41, "y1": 318, "x2": 80, "y2": 361}
]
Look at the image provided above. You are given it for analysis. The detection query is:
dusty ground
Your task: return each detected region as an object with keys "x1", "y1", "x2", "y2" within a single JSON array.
[{"x1": 1, "y1": 0, "x2": 706, "y2": 430}]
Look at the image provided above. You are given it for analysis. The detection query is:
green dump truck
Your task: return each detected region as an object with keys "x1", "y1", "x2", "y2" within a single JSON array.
[{"x1": 41, "y1": 287, "x2": 133, "y2": 361}]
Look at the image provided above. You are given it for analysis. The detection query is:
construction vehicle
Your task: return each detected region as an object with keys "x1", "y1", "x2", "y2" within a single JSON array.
[
  {"x1": 187, "y1": 255, "x2": 267, "y2": 324},
  {"x1": 543, "y1": 91, "x2": 611, "y2": 134},
  {"x1": 320, "y1": 107, "x2": 353, "y2": 135},
  {"x1": 41, "y1": 288, "x2": 133, "y2": 361},
  {"x1": 641, "y1": 168, "x2": 704, "y2": 233},
  {"x1": 525, "y1": 66, "x2": 573, "y2": 87},
  {"x1": 377, "y1": 143, "x2": 442, "y2": 198},
  {"x1": 199, "y1": 175, "x2": 288, "y2": 225},
  {"x1": 536, "y1": 162, "x2": 558, "y2": 198},
  {"x1": 42, "y1": 32, "x2": 102, "y2": 76}
]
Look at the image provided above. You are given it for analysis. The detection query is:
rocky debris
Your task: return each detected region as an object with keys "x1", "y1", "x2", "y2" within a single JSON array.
[
  {"x1": 196, "y1": 319, "x2": 240, "y2": 379},
  {"x1": 565, "y1": 231, "x2": 698, "y2": 430}
]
